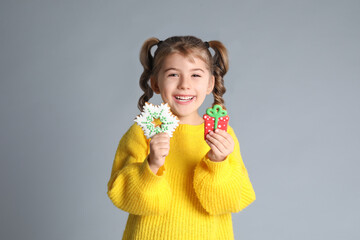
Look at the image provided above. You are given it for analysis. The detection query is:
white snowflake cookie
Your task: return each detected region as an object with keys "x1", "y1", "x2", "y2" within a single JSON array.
[{"x1": 134, "y1": 102, "x2": 180, "y2": 139}]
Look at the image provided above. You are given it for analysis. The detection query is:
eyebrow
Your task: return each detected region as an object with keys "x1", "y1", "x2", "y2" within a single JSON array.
[{"x1": 163, "y1": 67, "x2": 205, "y2": 73}]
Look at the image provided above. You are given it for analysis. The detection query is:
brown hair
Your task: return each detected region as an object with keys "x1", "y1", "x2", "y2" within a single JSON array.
[{"x1": 137, "y1": 36, "x2": 229, "y2": 111}]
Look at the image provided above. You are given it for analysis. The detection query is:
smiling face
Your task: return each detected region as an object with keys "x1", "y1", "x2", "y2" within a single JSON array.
[{"x1": 151, "y1": 53, "x2": 214, "y2": 125}]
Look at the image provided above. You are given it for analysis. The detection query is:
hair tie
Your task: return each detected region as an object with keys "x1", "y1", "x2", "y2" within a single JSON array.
[
  {"x1": 204, "y1": 41, "x2": 210, "y2": 48},
  {"x1": 157, "y1": 40, "x2": 163, "y2": 46}
]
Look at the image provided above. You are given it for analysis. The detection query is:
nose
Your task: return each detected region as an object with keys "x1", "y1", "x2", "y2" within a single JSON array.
[{"x1": 177, "y1": 75, "x2": 191, "y2": 90}]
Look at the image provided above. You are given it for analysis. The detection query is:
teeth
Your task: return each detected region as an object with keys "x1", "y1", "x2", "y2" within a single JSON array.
[{"x1": 175, "y1": 96, "x2": 194, "y2": 100}]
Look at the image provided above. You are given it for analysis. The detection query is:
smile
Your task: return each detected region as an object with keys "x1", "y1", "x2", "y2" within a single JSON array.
[
  {"x1": 173, "y1": 95, "x2": 196, "y2": 104},
  {"x1": 175, "y1": 96, "x2": 194, "y2": 100}
]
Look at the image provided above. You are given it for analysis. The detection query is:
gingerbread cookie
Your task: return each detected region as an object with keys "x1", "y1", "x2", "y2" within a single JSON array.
[
  {"x1": 203, "y1": 105, "x2": 229, "y2": 140},
  {"x1": 135, "y1": 102, "x2": 180, "y2": 139}
]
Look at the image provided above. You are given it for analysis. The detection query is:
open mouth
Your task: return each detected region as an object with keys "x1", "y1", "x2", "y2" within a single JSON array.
[{"x1": 174, "y1": 95, "x2": 195, "y2": 102}]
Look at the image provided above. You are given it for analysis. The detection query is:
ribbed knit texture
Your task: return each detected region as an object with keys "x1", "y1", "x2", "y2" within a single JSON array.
[{"x1": 107, "y1": 123, "x2": 256, "y2": 240}]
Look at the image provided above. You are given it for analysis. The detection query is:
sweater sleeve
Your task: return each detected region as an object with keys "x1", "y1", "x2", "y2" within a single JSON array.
[
  {"x1": 107, "y1": 123, "x2": 172, "y2": 215},
  {"x1": 193, "y1": 126, "x2": 256, "y2": 215}
]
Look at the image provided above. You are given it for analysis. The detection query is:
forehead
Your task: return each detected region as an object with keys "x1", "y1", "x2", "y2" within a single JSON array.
[{"x1": 162, "y1": 52, "x2": 208, "y2": 70}]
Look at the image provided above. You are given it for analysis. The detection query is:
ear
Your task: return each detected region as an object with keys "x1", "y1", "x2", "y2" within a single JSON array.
[
  {"x1": 150, "y1": 77, "x2": 160, "y2": 94},
  {"x1": 206, "y1": 75, "x2": 215, "y2": 95}
]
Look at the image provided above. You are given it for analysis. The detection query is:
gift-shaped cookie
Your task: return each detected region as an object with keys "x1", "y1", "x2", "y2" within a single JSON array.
[{"x1": 203, "y1": 105, "x2": 229, "y2": 140}]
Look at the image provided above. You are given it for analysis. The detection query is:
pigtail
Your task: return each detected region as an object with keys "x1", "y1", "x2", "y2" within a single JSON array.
[
  {"x1": 208, "y1": 40, "x2": 229, "y2": 110},
  {"x1": 138, "y1": 37, "x2": 161, "y2": 111}
]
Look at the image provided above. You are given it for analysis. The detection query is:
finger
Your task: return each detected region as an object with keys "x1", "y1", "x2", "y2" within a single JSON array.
[
  {"x1": 213, "y1": 131, "x2": 234, "y2": 152},
  {"x1": 210, "y1": 132, "x2": 229, "y2": 147},
  {"x1": 150, "y1": 145, "x2": 169, "y2": 156},
  {"x1": 151, "y1": 139, "x2": 170, "y2": 146},
  {"x1": 214, "y1": 130, "x2": 235, "y2": 152},
  {"x1": 214, "y1": 129, "x2": 232, "y2": 145},
  {"x1": 205, "y1": 138, "x2": 222, "y2": 156},
  {"x1": 151, "y1": 134, "x2": 170, "y2": 144},
  {"x1": 155, "y1": 132, "x2": 170, "y2": 139},
  {"x1": 206, "y1": 134, "x2": 225, "y2": 155},
  {"x1": 156, "y1": 136, "x2": 170, "y2": 143},
  {"x1": 155, "y1": 142, "x2": 170, "y2": 149},
  {"x1": 159, "y1": 149, "x2": 169, "y2": 157},
  {"x1": 153, "y1": 148, "x2": 169, "y2": 158},
  {"x1": 206, "y1": 131, "x2": 227, "y2": 152}
]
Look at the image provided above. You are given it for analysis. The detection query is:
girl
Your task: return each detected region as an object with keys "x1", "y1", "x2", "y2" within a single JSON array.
[{"x1": 107, "y1": 36, "x2": 256, "y2": 239}]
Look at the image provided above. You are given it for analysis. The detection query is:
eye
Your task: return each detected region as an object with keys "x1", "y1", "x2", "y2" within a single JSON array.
[
  {"x1": 192, "y1": 74, "x2": 201, "y2": 77},
  {"x1": 168, "y1": 73, "x2": 179, "y2": 77}
]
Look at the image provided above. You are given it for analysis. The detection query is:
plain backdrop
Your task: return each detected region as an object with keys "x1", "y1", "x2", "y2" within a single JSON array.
[{"x1": 1, "y1": 0, "x2": 359, "y2": 239}]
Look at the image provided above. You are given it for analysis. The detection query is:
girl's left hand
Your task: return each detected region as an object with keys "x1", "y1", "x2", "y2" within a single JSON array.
[{"x1": 205, "y1": 129, "x2": 235, "y2": 162}]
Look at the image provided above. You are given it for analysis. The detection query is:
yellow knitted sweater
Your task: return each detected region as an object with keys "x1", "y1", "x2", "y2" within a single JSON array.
[{"x1": 107, "y1": 123, "x2": 256, "y2": 240}]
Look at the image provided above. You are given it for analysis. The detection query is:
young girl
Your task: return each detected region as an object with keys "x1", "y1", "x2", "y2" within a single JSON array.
[{"x1": 107, "y1": 36, "x2": 256, "y2": 239}]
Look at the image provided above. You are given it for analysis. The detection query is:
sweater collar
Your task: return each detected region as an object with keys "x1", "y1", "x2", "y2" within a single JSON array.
[{"x1": 175, "y1": 123, "x2": 204, "y2": 133}]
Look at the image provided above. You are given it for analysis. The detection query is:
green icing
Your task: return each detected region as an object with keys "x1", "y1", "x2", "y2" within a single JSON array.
[{"x1": 206, "y1": 104, "x2": 227, "y2": 130}]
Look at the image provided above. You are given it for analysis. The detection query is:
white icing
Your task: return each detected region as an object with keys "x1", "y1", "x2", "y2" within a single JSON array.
[{"x1": 134, "y1": 102, "x2": 179, "y2": 139}]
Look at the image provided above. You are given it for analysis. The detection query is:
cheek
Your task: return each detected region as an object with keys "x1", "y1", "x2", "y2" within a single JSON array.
[
  {"x1": 158, "y1": 83, "x2": 174, "y2": 99},
  {"x1": 161, "y1": 81, "x2": 176, "y2": 91},
  {"x1": 197, "y1": 80, "x2": 212, "y2": 93}
]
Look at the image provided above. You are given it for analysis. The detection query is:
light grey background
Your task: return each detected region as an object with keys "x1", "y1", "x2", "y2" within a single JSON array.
[{"x1": 1, "y1": 0, "x2": 359, "y2": 239}]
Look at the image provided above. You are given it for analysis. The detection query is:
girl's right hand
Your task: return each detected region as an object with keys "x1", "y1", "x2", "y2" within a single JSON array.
[{"x1": 148, "y1": 132, "x2": 170, "y2": 174}]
